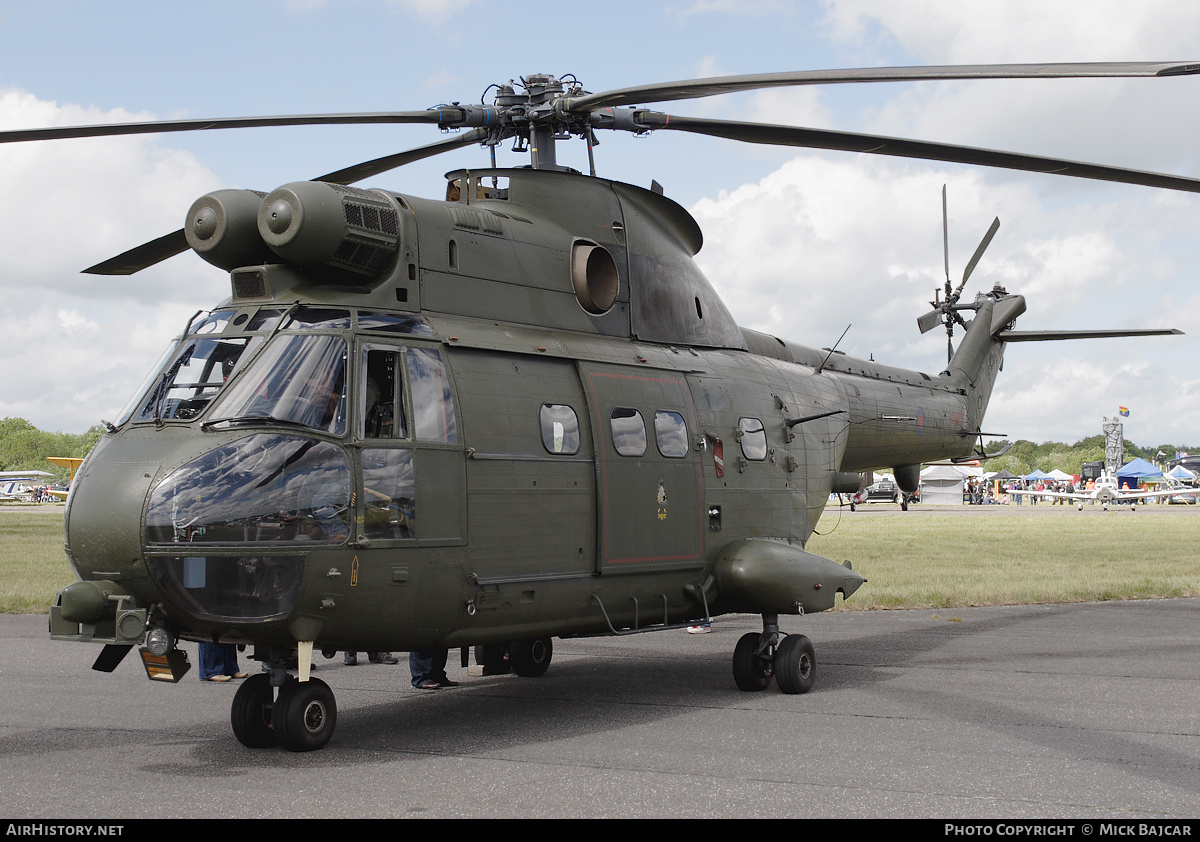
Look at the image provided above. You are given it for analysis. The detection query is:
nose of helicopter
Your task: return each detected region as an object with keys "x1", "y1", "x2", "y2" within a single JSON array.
[{"x1": 64, "y1": 434, "x2": 166, "y2": 586}]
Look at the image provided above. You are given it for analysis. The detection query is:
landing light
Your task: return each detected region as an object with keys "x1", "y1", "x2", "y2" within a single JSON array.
[{"x1": 145, "y1": 626, "x2": 174, "y2": 657}]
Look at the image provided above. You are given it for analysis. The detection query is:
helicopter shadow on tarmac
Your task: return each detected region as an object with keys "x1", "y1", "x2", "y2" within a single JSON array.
[
  {"x1": 7, "y1": 602, "x2": 1198, "y2": 816},
  {"x1": 180, "y1": 599, "x2": 1142, "y2": 767}
]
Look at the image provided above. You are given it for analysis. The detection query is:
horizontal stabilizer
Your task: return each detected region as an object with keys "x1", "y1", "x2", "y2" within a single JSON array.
[{"x1": 996, "y1": 328, "x2": 1182, "y2": 342}]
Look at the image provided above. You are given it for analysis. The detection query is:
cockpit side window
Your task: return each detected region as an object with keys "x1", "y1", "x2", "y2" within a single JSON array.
[
  {"x1": 361, "y1": 347, "x2": 408, "y2": 439},
  {"x1": 407, "y1": 347, "x2": 457, "y2": 443},
  {"x1": 361, "y1": 449, "x2": 416, "y2": 540}
]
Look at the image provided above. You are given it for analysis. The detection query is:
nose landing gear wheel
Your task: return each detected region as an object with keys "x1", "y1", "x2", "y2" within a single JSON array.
[
  {"x1": 732, "y1": 632, "x2": 772, "y2": 691},
  {"x1": 774, "y1": 634, "x2": 816, "y2": 694},
  {"x1": 272, "y1": 677, "x2": 337, "y2": 752},
  {"x1": 230, "y1": 673, "x2": 277, "y2": 748}
]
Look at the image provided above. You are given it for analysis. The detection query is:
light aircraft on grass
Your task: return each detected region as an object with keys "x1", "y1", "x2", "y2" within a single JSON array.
[
  {"x1": 0, "y1": 470, "x2": 54, "y2": 501},
  {"x1": 1010, "y1": 474, "x2": 1182, "y2": 511}
]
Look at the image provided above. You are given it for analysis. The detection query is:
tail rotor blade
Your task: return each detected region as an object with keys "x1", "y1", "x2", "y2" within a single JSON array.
[
  {"x1": 960, "y1": 216, "x2": 1000, "y2": 291},
  {"x1": 918, "y1": 308, "x2": 944, "y2": 334},
  {"x1": 942, "y1": 185, "x2": 950, "y2": 288}
]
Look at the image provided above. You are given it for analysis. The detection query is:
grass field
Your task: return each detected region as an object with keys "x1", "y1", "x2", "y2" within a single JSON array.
[
  {"x1": 807, "y1": 508, "x2": 1200, "y2": 609},
  {"x1": 2, "y1": 508, "x2": 1198, "y2": 613},
  {"x1": 0, "y1": 511, "x2": 73, "y2": 613}
]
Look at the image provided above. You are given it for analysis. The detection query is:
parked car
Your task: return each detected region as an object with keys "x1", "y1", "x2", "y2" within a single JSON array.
[
  {"x1": 1166, "y1": 481, "x2": 1199, "y2": 504},
  {"x1": 850, "y1": 478, "x2": 915, "y2": 510}
]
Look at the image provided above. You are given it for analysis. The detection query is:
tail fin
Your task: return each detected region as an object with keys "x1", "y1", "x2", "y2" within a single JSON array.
[{"x1": 942, "y1": 288, "x2": 1027, "y2": 434}]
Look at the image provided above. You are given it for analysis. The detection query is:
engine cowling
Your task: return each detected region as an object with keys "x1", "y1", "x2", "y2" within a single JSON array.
[
  {"x1": 258, "y1": 181, "x2": 401, "y2": 278},
  {"x1": 184, "y1": 189, "x2": 274, "y2": 271}
]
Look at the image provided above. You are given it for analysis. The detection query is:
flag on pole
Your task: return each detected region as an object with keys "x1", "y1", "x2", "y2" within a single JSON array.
[{"x1": 1118, "y1": 407, "x2": 1129, "y2": 417}]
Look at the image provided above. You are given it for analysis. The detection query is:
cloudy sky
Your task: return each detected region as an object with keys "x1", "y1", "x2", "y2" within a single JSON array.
[{"x1": 1, "y1": 0, "x2": 1198, "y2": 449}]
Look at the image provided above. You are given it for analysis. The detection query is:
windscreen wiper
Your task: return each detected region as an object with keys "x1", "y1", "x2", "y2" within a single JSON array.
[{"x1": 200, "y1": 415, "x2": 313, "y2": 431}]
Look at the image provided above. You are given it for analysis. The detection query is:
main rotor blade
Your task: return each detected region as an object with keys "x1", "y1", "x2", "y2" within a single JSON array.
[
  {"x1": 83, "y1": 229, "x2": 189, "y2": 276},
  {"x1": 0, "y1": 110, "x2": 456, "y2": 145},
  {"x1": 313, "y1": 128, "x2": 488, "y2": 184},
  {"x1": 564, "y1": 62, "x2": 1200, "y2": 113},
  {"x1": 83, "y1": 129, "x2": 488, "y2": 276},
  {"x1": 635, "y1": 114, "x2": 1200, "y2": 194}
]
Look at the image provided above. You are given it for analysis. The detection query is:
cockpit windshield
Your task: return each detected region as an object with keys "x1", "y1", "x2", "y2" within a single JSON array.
[
  {"x1": 129, "y1": 335, "x2": 257, "y2": 424},
  {"x1": 210, "y1": 333, "x2": 348, "y2": 436},
  {"x1": 115, "y1": 310, "x2": 256, "y2": 427}
]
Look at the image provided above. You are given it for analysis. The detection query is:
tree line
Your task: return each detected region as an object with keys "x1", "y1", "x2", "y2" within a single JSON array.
[
  {"x1": 981, "y1": 435, "x2": 1195, "y2": 478},
  {"x1": 0, "y1": 418, "x2": 105, "y2": 483}
]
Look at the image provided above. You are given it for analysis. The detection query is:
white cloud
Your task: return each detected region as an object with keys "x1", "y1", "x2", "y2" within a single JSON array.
[
  {"x1": 820, "y1": 0, "x2": 1200, "y2": 62},
  {"x1": 690, "y1": 150, "x2": 1200, "y2": 445},
  {"x1": 384, "y1": 0, "x2": 481, "y2": 22},
  {"x1": 0, "y1": 89, "x2": 228, "y2": 432}
]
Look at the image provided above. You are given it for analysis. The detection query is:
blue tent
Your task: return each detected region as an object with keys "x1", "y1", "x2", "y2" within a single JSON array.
[
  {"x1": 1116, "y1": 457, "x2": 1162, "y2": 489},
  {"x1": 1117, "y1": 457, "x2": 1162, "y2": 477},
  {"x1": 1024, "y1": 469, "x2": 1050, "y2": 480}
]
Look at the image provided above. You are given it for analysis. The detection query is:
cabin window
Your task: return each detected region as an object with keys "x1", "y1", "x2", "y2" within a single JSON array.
[
  {"x1": 407, "y1": 347, "x2": 457, "y2": 443},
  {"x1": 361, "y1": 448, "x2": 416, "y2": 539},
  {"x1": 654, "y1": 410, "x2": 690, "y2": 458},
  {"x1": 738, "y1": 417, "x2": 767, "y2": 461},
  {"x1": 610, "y1": 408, "x2": 647, "y2": 456},
  {"x1": 540, "y1": 404, "x2": 580, "y2": 455}
]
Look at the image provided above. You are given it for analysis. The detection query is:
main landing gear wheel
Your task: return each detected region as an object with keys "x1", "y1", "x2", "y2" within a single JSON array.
[
  {"x1": 230, "y1": 673, "x2": 277, "y2": 748},
  {"x1": 473, "y1": 643, "x2": 510, "y2": 675},
  {"x1": 509, "y1": 637, "x2": 553, "y2": 677},
  {"x1": 732, "y1": 632, "x2": 772, "y2": 691},
  {"x1": 272, "y1": 676, "x2": 337, "y2": 752},
  {"x1": 774, "y1": 634, "x2": 816, "y2": 695}
]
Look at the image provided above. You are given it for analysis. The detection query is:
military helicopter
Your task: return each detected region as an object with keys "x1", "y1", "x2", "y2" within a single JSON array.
[{"x1": 9, "y1": 63, "x2": 1196, "y2": 752}]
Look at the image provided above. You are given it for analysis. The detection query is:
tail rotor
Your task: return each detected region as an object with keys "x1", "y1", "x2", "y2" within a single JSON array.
[{"x1": 918, "y1": 185, "x2": 1000, "y2": 362}]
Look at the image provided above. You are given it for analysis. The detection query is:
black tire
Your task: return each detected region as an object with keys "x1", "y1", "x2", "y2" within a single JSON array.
[
  {"x1": 775, "y1": 634, "x2": 816, "y2": 695},
  {"x1": 510, "y1": 637, "x2": 553, "y2": 677},
  {"x1": 272, "y1": 677, "x2": 336, "y2": 752},
  {"x1": 230, "y1": 673, "x2": 277, "y2": 748},
  {"x1": 732, "y1": 632, "x2": 771, "y2": 691},
  {"x1": 474, "y1": 643, "x2": 510, "y2": 675}
]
